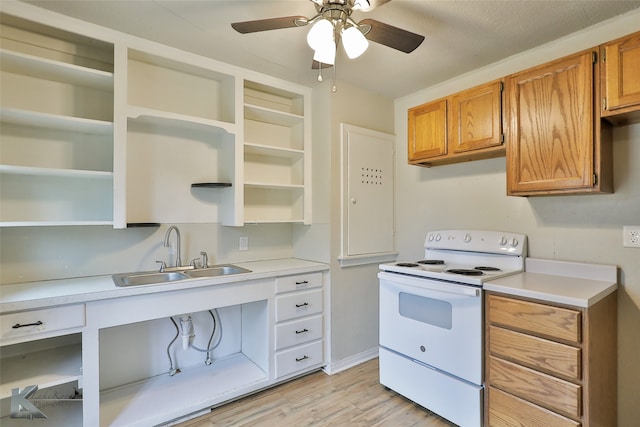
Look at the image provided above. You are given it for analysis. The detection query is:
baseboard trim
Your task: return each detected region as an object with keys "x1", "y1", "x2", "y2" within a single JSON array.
[{"x1": 322, "y1": 347, "x2": 379, "y2": 375}]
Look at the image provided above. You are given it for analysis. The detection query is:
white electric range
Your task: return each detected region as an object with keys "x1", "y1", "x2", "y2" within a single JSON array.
[{"x1": 378, "y1": 229, "x2": 527, "y2": 427}]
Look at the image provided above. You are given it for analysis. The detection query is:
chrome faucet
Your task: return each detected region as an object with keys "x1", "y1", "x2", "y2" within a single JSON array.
[{"x1": 163, "y1": 225, "x2": 182, "y2": 268}]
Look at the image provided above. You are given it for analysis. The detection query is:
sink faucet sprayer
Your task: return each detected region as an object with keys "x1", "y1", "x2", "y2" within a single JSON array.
[{"x1": 163, "y1": 225, "x2": 181, "y2": 268}]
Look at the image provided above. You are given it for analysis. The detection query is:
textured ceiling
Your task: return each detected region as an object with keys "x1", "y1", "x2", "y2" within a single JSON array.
[{"x1": 23, "y1": 0, "x2": 640, "y2": 98}]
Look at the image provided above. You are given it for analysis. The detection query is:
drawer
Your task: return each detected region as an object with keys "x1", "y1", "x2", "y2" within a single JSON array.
[
  {"x1": 275, "y1": 288, "x2": 323, "y2": 322},
  {"x1": 488, "y1": 387, "x2": 581, "y2": 427},
  {"x1": 489, "y1": 356, "x2": 582, "y2": 418},
  {"x1": 275, "y1": 340, "x2": 323, "y2": 378},
  {"x1": 275, "y1": 315, "x2": 323, "y2": 350},
  {"x1": 489, "y1": 325, "x2": 581, "y2": 380},
  {"x1": 275, "y1": 272, "x2": 322, "y2": 294},
  {"x1": 488, "y1": 294, "x2": 581, "y2": 343},
  {"x1": 1, "y1": 305, "x2": 85, "y2": 345}
]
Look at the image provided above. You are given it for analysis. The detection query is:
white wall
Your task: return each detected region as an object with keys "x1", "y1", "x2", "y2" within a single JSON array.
[
  {"x1": 0, "y1": 223, "x2": 294, "y2": 284},
  {"x1": 325, "y1": 81, "x2": 395, "y2": 368},
  {"x1": 394, "y1": 9, "x2": 640, "y2": 425}
]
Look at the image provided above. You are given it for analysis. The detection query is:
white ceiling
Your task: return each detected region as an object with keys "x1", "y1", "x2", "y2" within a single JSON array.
[{"x1": 24, "y1": 0, "x2": 640, "y2": 98}]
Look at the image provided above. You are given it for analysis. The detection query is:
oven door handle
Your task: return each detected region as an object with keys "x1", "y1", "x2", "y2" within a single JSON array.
[{"x1": 378, "y1": 272, "x2": 480, "y2": 297}]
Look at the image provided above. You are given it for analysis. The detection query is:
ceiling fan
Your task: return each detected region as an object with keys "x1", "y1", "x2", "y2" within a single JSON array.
[{"x1": 231, "y1": 0, "x2": 425, "y2": 78}]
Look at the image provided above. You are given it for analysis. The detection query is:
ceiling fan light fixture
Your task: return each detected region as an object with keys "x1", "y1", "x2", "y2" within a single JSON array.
[
  {"x1": 313, "y1": 41, "x2": 336, "y2": 65},
  {"x1": 306, "y1": 18, "x2": 333, "y2": 50},
  {"x1": 341, "y1": 25, "x2": 369, "y2": 59}
]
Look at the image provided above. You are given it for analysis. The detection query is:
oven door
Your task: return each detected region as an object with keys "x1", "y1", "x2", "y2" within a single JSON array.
[{"x1": 378, "y1": 271, "x2": 483, "y2": 385}]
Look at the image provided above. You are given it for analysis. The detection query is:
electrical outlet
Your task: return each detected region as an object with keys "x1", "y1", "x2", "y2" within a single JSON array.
[
  {"x1": 239, "y1": 236, "x2": 249, "y2": 251},
  {"x1": 623, "y1": 226, "x2": 640, "y2": 248}
]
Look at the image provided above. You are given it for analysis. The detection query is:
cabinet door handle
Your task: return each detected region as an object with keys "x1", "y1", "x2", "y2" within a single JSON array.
[
  {"x1": 295, "y1": 280, "x2": 309, "y2": 285},
  {"x1": 295, "y1": 355, "x2": 309, "y2": 362},
  {"x1": 12, "y1": 321, "x2": 43, "y2": 329},
  {"x1": 295, "y1": 328, "x2": 309, "y2": 334},
  {"x1": 295, "y1": 302, "x2": 309, "y2": 308}
]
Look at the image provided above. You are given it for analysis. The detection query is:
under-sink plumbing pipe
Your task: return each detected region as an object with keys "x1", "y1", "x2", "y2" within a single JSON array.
[{"x1": 179, "y1": 314, "x2": 193, "y2": 350}]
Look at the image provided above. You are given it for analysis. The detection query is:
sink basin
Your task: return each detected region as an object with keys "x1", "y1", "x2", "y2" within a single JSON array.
[
  {"x1": 112, "y1": 264, "x2": 250, "y2": 287},
  {"x1": 185, "y1": 264, "x2": 251, "y2": 278},
  {"x1": 113, "y1": 271, "x2": 189, "y2": 287}
]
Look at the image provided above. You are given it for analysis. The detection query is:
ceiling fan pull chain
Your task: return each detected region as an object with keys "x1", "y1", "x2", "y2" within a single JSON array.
[
  {"x1": 317, "y1": 65, "x2": 323, "y2": 82},
  {"x1": 332, "y1": 61, "x2": 337, "y2": 92}
]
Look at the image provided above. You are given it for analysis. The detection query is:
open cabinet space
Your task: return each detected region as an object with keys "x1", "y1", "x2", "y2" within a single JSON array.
[
  {"x1": 0, "y1": 334, "x2": 83, "y2": 426},
  {"x1": 125, "y1": 119, "x2": 235, "y2": 224},
  {"x1": 98, "y1": 302, "x2": 268, "y2": 427}
]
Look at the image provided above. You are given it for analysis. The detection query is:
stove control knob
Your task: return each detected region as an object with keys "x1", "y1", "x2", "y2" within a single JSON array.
[
  {"x1": 464, "y1": 234, "x2": 472, "y2": 243},
  {"x1": 435, "y1": 234, "x2": 441, "y2": 242},
  {"x1": 500, "y1": 236, "x2": 508, "y2": 246},
  {"x1": 428, "y1": 234, "x2": 434, "y2": 242},
  {"x1": 420, "y1": 345, "x2": 426, "y2": 352},
  {"x1": 511, "y1": 238, "x2": 519, "y2": 247}
]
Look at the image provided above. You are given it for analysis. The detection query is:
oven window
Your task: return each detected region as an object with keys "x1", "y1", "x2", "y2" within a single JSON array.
[{"x1": 399, "y1": 292, "x2": 452, "y2": 329}]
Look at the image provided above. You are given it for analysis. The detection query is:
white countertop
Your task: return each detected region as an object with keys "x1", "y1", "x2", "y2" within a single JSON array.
[
  {"x1": 0, "y1": 258, "x2": 328, "y2": 313},
  {"x1": 483, "y1": 258, "x2": 618, "y2": 307}
]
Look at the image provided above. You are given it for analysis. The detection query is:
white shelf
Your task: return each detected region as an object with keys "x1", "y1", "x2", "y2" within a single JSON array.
[
  {"x1": 0, "y1": 108, "x2": 113, "y2": 134},
  {"x1": 244, "y1": 182, "x2": 304, "y2": 191},
  {"x1": 244, "y1": 103, "x2": 304, "y2": 127},
  {"x1": 127, "y1": 105, "x2": 235, "y2": 135},
  {"x1": 100, "y1": 353, "x2": 267, "y2": 427},
  {"x1": 0, "y1": 164, "x2": 112, "y2": 179},
  {"x1": 0, "y1": 221, "x2": 113, "y2": 227},
  {"x1": 0, "y1": 344, "x2": 82, "y2": 400},
  {"x1": 244, "y1": 142, "x2": 304, "y2": 159},
  {"x1": 0, "y1": 48, "x2": 113, "y2": 90}
]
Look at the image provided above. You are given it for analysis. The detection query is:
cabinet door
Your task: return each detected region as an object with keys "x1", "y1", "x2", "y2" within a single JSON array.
[
  {"x1": 407, "y1": 98, "x2": 447, "y2": 162},
  {"x1": 450, "y1": 80, "x2": 503, "y2": 153},
  {"x1": 506, "y1": 50, "x2": 596, "y2": 195},
  {"x1": 602, "y1": 31, "x2": 640, "y2": 114}
]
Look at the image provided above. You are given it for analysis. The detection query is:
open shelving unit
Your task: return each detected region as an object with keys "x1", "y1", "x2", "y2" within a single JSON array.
[
  {"x1": 242, "y1": 80, "x2": 310, "y2": 224},
  {"x1": 124, "y1": 48, "x2": 239, "y2": 226},
  {"x1": 0, "y1": 13, "x2": 114, "y2": 227}
]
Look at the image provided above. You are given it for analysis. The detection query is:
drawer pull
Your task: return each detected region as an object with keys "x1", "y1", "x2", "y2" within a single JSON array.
[
  {"x1": 295, "y1": 302, "x2": 309, "y2": 308},
  {"x1": 296, "y1": 355, "x2": 309, "y2": 362},
  {"x1": 295, "y1": 328, "x2": 309, "y2": 334},
  {"x1": 12, "y1": 321, "x2": 43, "y2": 329},
  {"x1": 295, "y1": 280, "x2": 309, "y2": 285}
]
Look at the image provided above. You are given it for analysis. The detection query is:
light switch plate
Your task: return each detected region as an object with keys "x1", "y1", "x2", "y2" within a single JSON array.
[{"x1": 239, "y1": 236, "x2": 249, "y2": 251}]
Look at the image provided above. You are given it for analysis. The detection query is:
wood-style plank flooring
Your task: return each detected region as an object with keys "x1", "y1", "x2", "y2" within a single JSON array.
[{"x1": 177, "y1": 358, "x2": 455, "y2": 426}]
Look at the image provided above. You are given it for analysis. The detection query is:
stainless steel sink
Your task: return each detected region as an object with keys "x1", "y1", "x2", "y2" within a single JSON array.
[
  {"x1": 113, "y1": 271, "x2": 189, "y2": 287},
  {"x1": 112, "y1": 264, "x2": 251, "y2": 287},
  {"x1": 185, "y1": 264, "x2": 251, "y2": 278}
]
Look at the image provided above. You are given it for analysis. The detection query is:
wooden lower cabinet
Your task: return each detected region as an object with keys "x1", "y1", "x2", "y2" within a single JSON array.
[{"x1": 485, "y1": 292, "x2": 617, "y2": 427}]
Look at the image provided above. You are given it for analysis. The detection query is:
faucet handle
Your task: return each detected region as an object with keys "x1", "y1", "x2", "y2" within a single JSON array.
[
  {"x1": 156, "y1": 260, "x2": 167, "y2": 272},
  {"x1": 190, "y1": 258, "x2": 201, "y2": 269}
]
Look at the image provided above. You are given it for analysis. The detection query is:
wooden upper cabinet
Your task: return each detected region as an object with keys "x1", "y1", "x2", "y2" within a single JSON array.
[
  {"x1": 601, "y1": 31, "x2": 640, "y2": 124},
  {"x1": 449, "y1": 80, "x2": 503, "y2": 154},
  {"x1": 408, "y1": 80, "x2": 505, "y2": 166},
  {"x1": 408, "y1": 98, "x2": 447, "y2": 162},
  {"x1": 505, "y1": 49, "x2": 612, "y2": 196}
]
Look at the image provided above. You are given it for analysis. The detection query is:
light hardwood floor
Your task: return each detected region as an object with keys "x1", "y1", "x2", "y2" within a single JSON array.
[{"x1": 177, "y1": 358, "x2": 455, "y2": 426}]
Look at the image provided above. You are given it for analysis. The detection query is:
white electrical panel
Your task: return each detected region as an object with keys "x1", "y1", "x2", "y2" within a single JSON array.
[{"x1": 339, "y1": 124, "x2": 395, "y2": 263}]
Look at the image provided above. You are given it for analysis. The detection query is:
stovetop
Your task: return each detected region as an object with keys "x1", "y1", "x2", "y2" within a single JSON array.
[{"x1": 380, "y1": 230, "x2": 527, "y2": 286}]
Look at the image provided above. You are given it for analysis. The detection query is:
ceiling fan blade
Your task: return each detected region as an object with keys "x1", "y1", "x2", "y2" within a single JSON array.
[
  {"x1": 312, "y1": 60, "x2": 333, "y2": 69},
  {"x1": 359, "y1": 18, "x2": 424, "y2": 53},
  {"x1": 231, "y1": 16, "x2": 308, "y2": 34}
]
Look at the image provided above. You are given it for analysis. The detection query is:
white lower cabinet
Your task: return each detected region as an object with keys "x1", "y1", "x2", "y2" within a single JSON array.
[
  {"x1": 0, "y1": 305, "x2": 85, "y2": 426},
  {"x1": 274, "y1": 272, "x2": 324, "y2": 380}
]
